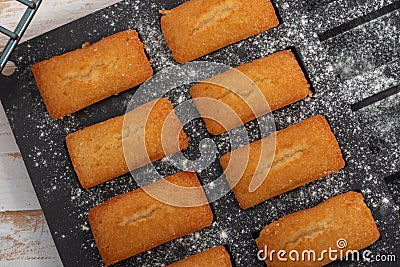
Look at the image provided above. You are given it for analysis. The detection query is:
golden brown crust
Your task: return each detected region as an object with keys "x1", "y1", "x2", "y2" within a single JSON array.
[
  {"x1": 89, "y1": 171, "x2": 214, "y2": 266},
  {"x1": 256, "y1": 191, "x2": 380, "y2": 267},
  {"x1": 161, "y1": 0, "x2": 279, "y2": 63},
  {"x1": 66, "y1": 98, "x2": 189, "y2": 189},
  {"x1": 190, "y1": 50, "x2": 311, "y2": 135},
  {"x1": 167, "y1": 246, "x2": 232, "y2": 267},
  {"x1": 220, "y1": 115, "x2": 345, "y2": 209},
  {"x1": 31, "y1": 30, "x2": 153, "y2": 119}
]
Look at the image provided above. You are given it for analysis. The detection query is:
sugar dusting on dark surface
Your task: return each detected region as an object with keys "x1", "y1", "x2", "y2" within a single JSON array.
[{"x1": 0, "y1": 0, "x2": 399, "y2": 266}]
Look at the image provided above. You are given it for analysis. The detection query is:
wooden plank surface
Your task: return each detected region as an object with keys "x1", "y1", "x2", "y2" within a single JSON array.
[
  {"x1": 0, "y1": 0, "x2": 121, "y2": 265},
  {"x1": 0, "y1": 103, "x2": 40, "y2": 211},
  {"x1": 0, "y1": 0, "x2": 120, "y2": 50},
  {"x1": 0, "y1": 105, "x2": 19, "y2": 153},
  {"x1": 0, "y1": 211, "x2": 61, "y2": 266},
  {"x1": 0, "y1": 154, "x2": 41, "y2": 211}
]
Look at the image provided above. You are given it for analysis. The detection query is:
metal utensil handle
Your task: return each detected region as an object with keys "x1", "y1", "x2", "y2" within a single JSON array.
[{"x1": 0, "y1": 0, "x2": 42, "y2": 73}]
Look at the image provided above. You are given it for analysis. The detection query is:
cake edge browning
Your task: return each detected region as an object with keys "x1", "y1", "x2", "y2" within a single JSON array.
[
  {"x1": 167, "y1": 246, "x2": 232, "y2": 267},
  {"x1": 89, "y1": 171, "x2": 214, "y2": 266},
  {"x1": 160, "y1": 0, "x2": 279, "y2": 63},
  {"x1": 255, "y1": 191, "x2": 380, "y2": 267},
  {"x1": 31, "y1": 30, "x2": 153, "y2": 119},
  {"x1": 219, "y1": 115, "x2": 346, "y2": 209}
]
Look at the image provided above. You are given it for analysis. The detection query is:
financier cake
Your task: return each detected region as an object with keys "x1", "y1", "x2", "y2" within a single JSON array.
[
  {"x1": 256, "y1": 191, "x2": 380, "y2": 267},
  {"x1": 190, "y1": 49, "x2": 311, "y2": 135},
  {"x1": 89, "y1": 171, "x2": 214, "y2": 266},
  {"x1": 167, "y1": 246, "x2": 232, "y2": 267},
  {"x1": 160, "y1": 0, "x2": 279, "y2": 62},
  {"x1": 66, "y1": 98, "x2": 189, "y2": 189},
  {"x1": 32, "y1": 30, "x2": 153, "y2": 119},
  {"x1": 220, "y1": 115, "x2": 345, "y2": 209}
]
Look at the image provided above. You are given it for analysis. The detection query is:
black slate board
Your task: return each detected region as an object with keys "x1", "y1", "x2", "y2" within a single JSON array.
[{"x1": 1, "y1": 0, "x2": 400, "y2": 266}]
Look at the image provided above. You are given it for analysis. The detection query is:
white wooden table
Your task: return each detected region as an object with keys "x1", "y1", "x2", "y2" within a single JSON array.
[{"x1": 0, "y1": 1, "x2": 120, "y2": 266}]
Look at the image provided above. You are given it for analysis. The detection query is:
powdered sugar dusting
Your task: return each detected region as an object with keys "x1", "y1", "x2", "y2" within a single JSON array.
[{"x1": 0, "y1": 0, "x2": 399, "y2": 266}]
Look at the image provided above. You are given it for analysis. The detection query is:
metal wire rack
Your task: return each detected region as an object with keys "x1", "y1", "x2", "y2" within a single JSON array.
[{"x1": 0, "y1": 0, "x2": 42, "y2": 73}]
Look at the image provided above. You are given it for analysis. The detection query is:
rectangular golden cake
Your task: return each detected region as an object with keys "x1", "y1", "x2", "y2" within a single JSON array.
[
  {"x1": 66, "y1": 98, "x2": 189, "y2": 188},
  {"x1": 168, "y1": 246, "x2": 232, "y2": 267},
  {"x1": 190, "y1": 50, "x2": 311, "y2": 135},
  {"x1": 161, "y1": 0, "x2": 279, "y2": 62},
  {"x1": 220, "y1": 115, "x2": 345, "y2": 209},
  {"x1": 256, "y1": 191, "x2": 380, "y2": 267},
  {"x1": 89, "y1": 171, "x2": 214, "y2": 266},
  {"x1": 32, "y1": 30, "x2": 153, "y2": 119}
]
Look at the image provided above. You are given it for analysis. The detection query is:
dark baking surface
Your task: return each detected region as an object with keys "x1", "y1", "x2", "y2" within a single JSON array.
[{"x1": 0, "y1": 0, "x2": 399, "y2": 266}]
